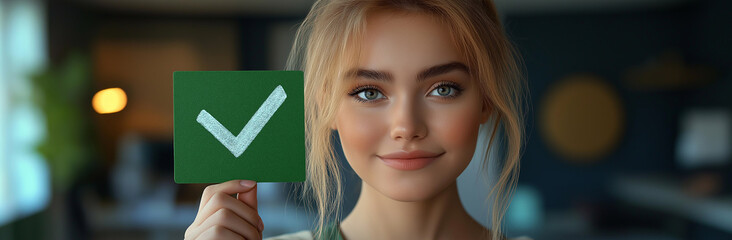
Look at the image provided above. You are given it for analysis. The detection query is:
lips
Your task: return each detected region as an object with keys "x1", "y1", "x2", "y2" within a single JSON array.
[{"x1": 377, "y1": 150, "x2": 444, "y2": 170}]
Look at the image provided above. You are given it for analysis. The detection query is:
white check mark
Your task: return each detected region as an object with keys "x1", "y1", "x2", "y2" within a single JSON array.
[{"x1": 196, "y1": 85, "x2": 287, "y2": 158}]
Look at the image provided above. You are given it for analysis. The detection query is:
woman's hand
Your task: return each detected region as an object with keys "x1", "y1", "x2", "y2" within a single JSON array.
[{"x1": 185, "y1": 180, "x2": 263, "y2": 240}]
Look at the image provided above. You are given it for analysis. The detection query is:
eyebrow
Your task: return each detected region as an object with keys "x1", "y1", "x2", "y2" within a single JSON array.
[{"x1": 348, "y1": 61, "x2": 469, "y2": 82}]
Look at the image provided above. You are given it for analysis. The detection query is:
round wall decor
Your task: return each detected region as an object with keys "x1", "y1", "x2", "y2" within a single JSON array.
[{"x1": 539, "y1": 74, "x2": 625, "y2": 163}]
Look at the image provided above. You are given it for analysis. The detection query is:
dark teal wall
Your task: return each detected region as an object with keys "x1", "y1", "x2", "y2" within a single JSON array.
[{"x1": 507, "y1": 0, "x2": 732, "y2": 209}]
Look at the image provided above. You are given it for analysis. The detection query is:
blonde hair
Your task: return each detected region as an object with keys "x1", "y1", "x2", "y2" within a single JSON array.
[{"x1": 286, "y1": 0, "x2": 526, "y2": 239}]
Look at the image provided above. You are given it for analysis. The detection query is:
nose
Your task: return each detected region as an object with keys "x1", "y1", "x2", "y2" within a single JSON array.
[{"x1": 389, "y1": 97, "x2": 428, "y2": 141}]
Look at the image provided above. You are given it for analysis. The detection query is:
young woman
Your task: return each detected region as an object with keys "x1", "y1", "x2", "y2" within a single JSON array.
[{"x1": 185, "y1": 0, "x2": 528, "y2": 239}]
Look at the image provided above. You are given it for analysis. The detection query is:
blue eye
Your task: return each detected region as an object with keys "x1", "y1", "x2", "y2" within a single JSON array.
[
  {"x1": 430, "y1": 86, "x2": 452, "y2": 96},
  {"x1": 358, "y1": 89, "x2": 385, "y2": 101},
  {"x1": 348, "y1": 85, "x2": 386, "y2": 102},
  {"x1": 429, "y1": 83, "x2": 462, "y2": 98}
]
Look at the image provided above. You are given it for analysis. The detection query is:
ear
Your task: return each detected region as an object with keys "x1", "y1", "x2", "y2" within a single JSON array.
[{"x1": 480, "y1": 102, "x2": 492, "y2": 124}]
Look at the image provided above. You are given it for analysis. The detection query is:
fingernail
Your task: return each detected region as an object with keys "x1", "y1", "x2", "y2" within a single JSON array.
[
  {"x1": 240, "y1": 180, "x2": 256, "y2": 188},
  {"x1": 258, "y1": 217, "x2": 264, "y2": 232}
]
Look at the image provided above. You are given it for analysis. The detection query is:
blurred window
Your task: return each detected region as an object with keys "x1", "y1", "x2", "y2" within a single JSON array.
[{"x1": 0, "y1": 0, "x2": 50, "y2": 226}]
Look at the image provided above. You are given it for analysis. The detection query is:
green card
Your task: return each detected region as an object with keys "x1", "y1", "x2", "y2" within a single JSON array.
[{"x1": 174, "y1": 71, "x2": 305, "y2": 183}]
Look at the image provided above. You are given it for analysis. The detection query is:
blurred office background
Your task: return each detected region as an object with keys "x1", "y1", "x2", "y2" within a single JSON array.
[{"x1": 0, "y1": 0, "x2": 730, "y2": 239}]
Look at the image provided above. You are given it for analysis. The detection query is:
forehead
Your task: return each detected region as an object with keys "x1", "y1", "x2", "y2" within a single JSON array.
[{"x1": 357, "y1": 11, "x2": 464, "y2": 75}]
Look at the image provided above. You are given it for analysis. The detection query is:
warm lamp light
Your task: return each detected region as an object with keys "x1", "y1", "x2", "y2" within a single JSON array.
[{"x1": 92, "y1": 88, "x2": 127, "y2": 114}]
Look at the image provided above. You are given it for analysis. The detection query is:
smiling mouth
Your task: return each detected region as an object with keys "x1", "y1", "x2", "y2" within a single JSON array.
[{"x1": 377, "y1": 150, "x2": 445, "y2": 171}]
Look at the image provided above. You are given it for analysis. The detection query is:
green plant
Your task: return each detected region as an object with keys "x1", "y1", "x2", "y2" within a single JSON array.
[{"x1": 30, "y1": 52, "x2": 93, "y2": 191}]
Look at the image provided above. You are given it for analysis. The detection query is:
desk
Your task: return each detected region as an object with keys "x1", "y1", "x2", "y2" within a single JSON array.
[
  {"x1": 82, "y1": 184, "x2": 313, "y2": 240},
  {"x1": 611, "y1": 175, "x2": 732, "y2": 234}
]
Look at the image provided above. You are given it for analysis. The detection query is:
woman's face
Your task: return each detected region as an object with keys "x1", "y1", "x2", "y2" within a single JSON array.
[{"x1": 334, "y1": 11, "x2": 490, "y2": 201}]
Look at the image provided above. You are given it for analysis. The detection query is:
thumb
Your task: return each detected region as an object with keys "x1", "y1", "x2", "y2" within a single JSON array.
[{"x1": 236, "y1": 181, "x2": 258, "y2": 210}]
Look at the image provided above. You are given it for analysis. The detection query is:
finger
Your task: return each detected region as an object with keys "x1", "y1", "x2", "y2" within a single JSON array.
[
  {"x1": 188, "y1": 208, "x2": 260, "y2": 240},
  {"x1": 192, "y1": 191, "x2": 261, "y2": 229},
  {"x1": 200, "y1": 180, "x2": 257, "y2": 210},
  {"x1": 237, "y1": 183, "x2": 258, "y2": 210},
  {"x1": 237, "y1": 184, "x2": 261, "y2": 232},
  {"x1": 196, "y1": 225, "x2": 245, "y2": 240}
]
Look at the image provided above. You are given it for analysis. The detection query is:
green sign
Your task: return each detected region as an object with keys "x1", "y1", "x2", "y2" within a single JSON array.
[{"x1": 174, "y1": 71, "x2": 305, "y2": 183}]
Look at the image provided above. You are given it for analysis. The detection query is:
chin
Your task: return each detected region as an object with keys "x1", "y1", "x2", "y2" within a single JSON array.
[
  {"x1": 381, "y1": 185, "x2": 441, "y2": 202},
  {"x1": 370, "y1": 167, "x2": 462, "y2": 202},
  {"x1": 352, "y1": 152, "x2": 473, "y2": 202}
]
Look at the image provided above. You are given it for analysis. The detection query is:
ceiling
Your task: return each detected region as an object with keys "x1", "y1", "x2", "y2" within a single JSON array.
[{"x1": 76, "y1": 0, "x2": 692, "y2": 16}]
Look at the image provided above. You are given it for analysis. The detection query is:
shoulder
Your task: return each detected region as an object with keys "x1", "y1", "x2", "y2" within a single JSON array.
[
  {"x1": 264, "y1": 230, "x2": 313, "y2": 240},
  {"x1": 510, "y1": 236, "x2": 533, "y2": 240}
]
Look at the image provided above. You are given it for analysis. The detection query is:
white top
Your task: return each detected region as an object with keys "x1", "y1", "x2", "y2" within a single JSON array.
[
  {"x1": 265, "y1": 230, "x2": 534, "y2": 240},
  {"x1": 265, "y1": 230, "x2": 313, "y2": 240}
]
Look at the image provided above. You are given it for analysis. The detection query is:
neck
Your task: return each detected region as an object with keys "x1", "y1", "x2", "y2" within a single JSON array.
[{"x1": 340, "y1": 181, "x2": 488, "y2": 240}]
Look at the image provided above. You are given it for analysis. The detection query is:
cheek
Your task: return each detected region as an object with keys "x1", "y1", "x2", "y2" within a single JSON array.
[
  {"x1": 429, "y1": 102, "x2": 483, "y2": 160},
  {"x1": 335, "y1": 104, "x2": 385, "y2": 161},
  {"x1": 437, "y1": 116, "x2": 480, "y2": 147}
]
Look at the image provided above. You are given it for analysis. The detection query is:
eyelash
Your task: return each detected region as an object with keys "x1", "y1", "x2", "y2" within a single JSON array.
[
  {"x1": 347, "y1": 85, "x2": 385, "y2": 103},
  {"x1": 346, "y1": 81, "x2": 464, "y2": 103},
  {"x1": 431, "y1": 82, "x2": 464, "y2": 99}
]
